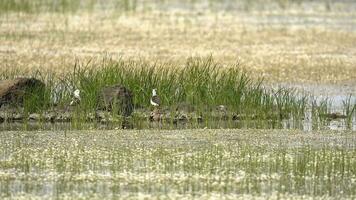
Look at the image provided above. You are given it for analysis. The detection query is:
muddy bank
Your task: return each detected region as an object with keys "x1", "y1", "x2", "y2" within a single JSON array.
[{"x1": 0, "y1": 108, "x2": 233, "y2": 124}]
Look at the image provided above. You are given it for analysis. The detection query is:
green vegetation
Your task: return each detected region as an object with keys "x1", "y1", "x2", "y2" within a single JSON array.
[
  {"x1": 70, "y1": 57, "x2": 306, "y2": 119},
  {"x1": 0, "y1": 130, "x2": 355, "y2": 199},
  {"x1": 0, "y1": 0, "x2": 338, "y2": 14},
  {"x1": 1, "y1": 57, "x2": 309, "y2": 121},
  {"x1": 0, "y1": 0, "x2": 355, "y2": 199},
  {"x1": 1, "y1": 56, "x2": 354, "y2": 131},
  {"x1": 343, "y1": 95, "x2": 356, "y2": 128},
  {"x1": 0, "y1": 0, "x2": 89, "y2": 13}
]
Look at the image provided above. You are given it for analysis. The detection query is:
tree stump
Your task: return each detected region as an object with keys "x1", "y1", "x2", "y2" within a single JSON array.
[
  {"x1": 97, "y1": 85, "x2": 134, "y2": 117},
  {"x1": 0, "y1": 78, "x2": 45, "y2": 108}
]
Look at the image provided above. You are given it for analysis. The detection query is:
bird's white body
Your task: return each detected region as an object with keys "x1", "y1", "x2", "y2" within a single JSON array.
[
  {"x1": 150, "y1": 89, "x2": 160, "y2": 107},
  {"x1": 70, "y1": 89, "x2": 81, "y2": 105},
  {"x1": 73, "y1": 89, "x2": 81, "y2": 100}
]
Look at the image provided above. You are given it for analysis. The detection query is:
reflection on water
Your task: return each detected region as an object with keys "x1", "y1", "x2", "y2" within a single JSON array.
[
  {"x1": 0, "y1": 112, "x2": 355, "y2": 132},
  {"x1": 1, "y1": 91, "x2": 355, "y2": 131}
]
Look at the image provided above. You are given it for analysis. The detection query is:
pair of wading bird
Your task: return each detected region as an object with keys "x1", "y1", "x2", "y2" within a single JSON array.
[{"x1": 70, "y1": 88, "x2": 161, "y2": 107}]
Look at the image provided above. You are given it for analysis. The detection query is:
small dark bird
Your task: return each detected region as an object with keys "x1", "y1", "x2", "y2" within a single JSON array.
[{"x1": 150, "y1": 88, "x2": 160, "y2": 107}]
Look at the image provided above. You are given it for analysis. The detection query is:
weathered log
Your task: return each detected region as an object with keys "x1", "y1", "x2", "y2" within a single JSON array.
[
  {"x1": 97, "y1": 85, "x2": 134, "y2": 117},
  {"x1": 0, "y1": 78, "x2": 45, "y2": 108}
]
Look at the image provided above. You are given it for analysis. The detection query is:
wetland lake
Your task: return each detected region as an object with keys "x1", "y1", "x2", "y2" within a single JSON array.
[{"x1": 1, "y1": 0, "x2": 356, "y2": 199}]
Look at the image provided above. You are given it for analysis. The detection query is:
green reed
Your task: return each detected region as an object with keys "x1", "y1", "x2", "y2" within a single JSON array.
[
  {"x1": 50, "y1": 57, "x2": 307, "y2": 120},
  {"x1": 3, "y1": 56, "x2": 354, "y2": 127},
  {"x1": 343, "y1": 95, "x2": 356, "y2": 127}
]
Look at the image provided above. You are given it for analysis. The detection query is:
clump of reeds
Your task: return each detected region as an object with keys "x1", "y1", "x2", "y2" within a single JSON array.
[
  {"x1": 1, "y1": 56, "x2": 307, "y2": 121},
  {"x1": 343, "y1": 95, "x2": 356, "y2": 127}
]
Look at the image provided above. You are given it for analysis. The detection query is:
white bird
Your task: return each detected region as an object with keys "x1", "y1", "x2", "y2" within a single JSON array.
[
  {"x1": 70, "y1": 89, "x2": 81, "y2": 106},
  {"x1": 150, "y1": 88, "x2": 160, "y2": 107}
]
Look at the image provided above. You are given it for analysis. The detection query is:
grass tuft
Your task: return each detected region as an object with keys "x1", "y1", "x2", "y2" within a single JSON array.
[{"x1": 54, "y1": 56, "x2": 307, "y2": 120}]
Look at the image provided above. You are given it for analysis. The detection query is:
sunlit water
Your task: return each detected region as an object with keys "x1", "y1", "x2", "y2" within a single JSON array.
[
  {"x1": 0, "y1": 1, "x2": 355, "y2": 199},
  {"x1": 0, "y1": 130, "x2": 355, "y2": 199},
  {"x1": 0, "y1": 113, "x2": 355, "y2": 131}
]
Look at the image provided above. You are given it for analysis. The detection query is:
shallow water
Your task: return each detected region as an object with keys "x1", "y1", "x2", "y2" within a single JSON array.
[
  {"x1": 1, "y1": 1, "x2": 355, "y2": 198},
  {"x1": 240, "y1": 13, "x2": 356, "y2": 32},
  {"x1": 0, "y1": 114, "x2": 355, "y2": 131},
  {"x1": 157, "y1": 0, "x2": 356, "y2": 31},
  {"x1": 1, "y1": 108, "x2": 353, "y2": 199},
  {"x1": 0, "y1": 130, "x2": 355, "y2": 199},
  {"x1": 279, "y1": 83, "x2": 356, "y2": 101}
]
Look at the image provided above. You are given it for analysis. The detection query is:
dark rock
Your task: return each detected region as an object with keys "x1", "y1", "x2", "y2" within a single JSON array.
[
  {"x1": 173, "y1": 112, "x2": 188, "y2": 124},
  {"x1": 97, "y1": 85, "x2": 134, "y2": 117},
  {"x1": 1, "y1": 112, "x2": 23, "y2": 122},
  {"x1": 29, "y1": 113, "x2": 40, "y2": 121},
  {"x1": 0, "y1": 78, "x2": 45, "y2": 108},
  {"x1": 121, "y1": 120, "x2": 133, "y2": 129},
  {"x1": 55, "y1": 112, "x2": 71, "y2": 122},
  {"x1": 232, "y1": 114, "x2": 241, "y2": 120},
  {"x1": 44, "y1": 112, "x2": 56, "y2": 122}
]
